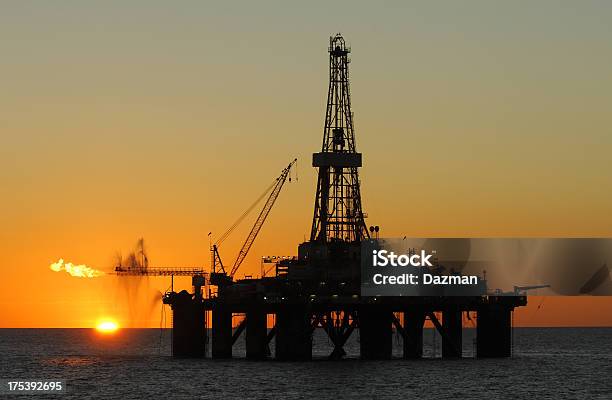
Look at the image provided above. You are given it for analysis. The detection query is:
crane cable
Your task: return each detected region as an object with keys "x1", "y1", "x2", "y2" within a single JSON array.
[
  {"x1": 229, "y1": 159, "x2": 296, "y2": 277},
  {"x1": 214, "y1": 179, "x2": 278, "y2": 247}
]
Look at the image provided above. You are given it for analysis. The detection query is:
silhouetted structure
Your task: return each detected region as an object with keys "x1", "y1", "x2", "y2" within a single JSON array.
[{"x1": 161, "y1": 34, "x2": 527, "y2": 360}]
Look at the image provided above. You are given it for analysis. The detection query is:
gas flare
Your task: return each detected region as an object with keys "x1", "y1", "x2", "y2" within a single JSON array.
[{"x1": 49, "y1": 258, "x2": 105, "y2": 278}]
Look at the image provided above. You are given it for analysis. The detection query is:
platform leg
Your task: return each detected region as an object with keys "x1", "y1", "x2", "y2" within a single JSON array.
[
  {"x1": 276, "y1": 305, "x2": 312, "y2": 360},
  {"x1": 477, "y1": 304, "x2": 512, "y2": 358},
  {"x1": 170, "y1": 294, "x2": 206, "y2": 357},
  {"x1": 246, "y1": 308, "x2": 268, "y2": 360},
  {"x1": 212, "y1": 305, "x2": 232, "y2": 358},
  {"x1": 403, "y1": 308, "x2": 425, "y2": 359},
  {"x1": 442, "y1": 306, "x2": 462, "y2": 358},
  {"x1": 359, "y1": 306, "x2": 392, "y2": 360}
]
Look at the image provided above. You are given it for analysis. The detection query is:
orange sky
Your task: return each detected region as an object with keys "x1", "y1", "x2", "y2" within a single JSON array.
[{"x1": 2, "y1": 2, "x2": 612, "y2": 327}]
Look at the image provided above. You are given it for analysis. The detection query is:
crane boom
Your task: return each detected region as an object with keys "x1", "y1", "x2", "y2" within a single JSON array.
[
  {"x1": 513, "y1": 284, "x2": 551, "y2": 295},
  {"x1": 229, "y1": 158, "x2": 297, "y2": 278}
]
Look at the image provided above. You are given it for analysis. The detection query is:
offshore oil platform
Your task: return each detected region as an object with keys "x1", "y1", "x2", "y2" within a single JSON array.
[{"x1": 116, "y1": 34, "x2": 527, "y2": 360}]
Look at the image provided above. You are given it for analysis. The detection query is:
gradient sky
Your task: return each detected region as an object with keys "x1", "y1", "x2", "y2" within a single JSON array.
[{"x1": 1, "y1": 1, "x2": 612, "y2": 327}]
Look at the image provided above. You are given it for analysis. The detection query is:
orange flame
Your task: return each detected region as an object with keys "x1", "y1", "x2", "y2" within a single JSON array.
[{"x1": 49, "y1": 258, "x2": 105, "y2": 278}]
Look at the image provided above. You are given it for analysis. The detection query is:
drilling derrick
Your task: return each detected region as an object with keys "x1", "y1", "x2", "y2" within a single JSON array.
[
  {"x1": 311, "y1": 34, "x2": 369, "y2": 244},
  {"x1": 287, "y1": 33, "x2": 371, "y2": 286}
]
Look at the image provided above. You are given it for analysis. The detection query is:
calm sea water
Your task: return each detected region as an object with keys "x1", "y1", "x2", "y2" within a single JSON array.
[{"x1": 0, "y1": 328, "x2": 610, "y2": 399}]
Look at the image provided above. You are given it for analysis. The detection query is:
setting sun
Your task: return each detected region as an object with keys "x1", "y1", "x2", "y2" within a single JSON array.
[{"x1": 96, "y1": 320, "x2": 119, "y2": 333}]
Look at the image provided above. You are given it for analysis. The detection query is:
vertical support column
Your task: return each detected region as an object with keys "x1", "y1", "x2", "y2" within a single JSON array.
[
  {"x1": 212, "y1": 304, "x2": 232, "y2": 358},
  {"x1": 477, "y1": 304, "x2": 512, "y2": 358},
  {"x1": 403, "y1": 308, "x2": 425, "y2": 359},
  {"x1": 359, "y1": 305, "x2": 392, "y2": 360},
  {"x1": 276, "y1": 305, "x2": 312, "y2": 360},
  {"x1": 170, "y1": 292, "x2": 206, "y2": 357},
  {"x1": 246, "y1": 308, "x2": 268, "y2": 360},
  {"x1": 442, "y1": 306, "x2": 462, "y2": 358}
]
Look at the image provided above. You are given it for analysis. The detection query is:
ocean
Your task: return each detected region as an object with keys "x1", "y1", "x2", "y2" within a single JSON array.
[{"x1": 0, "y1": 328, "x2": 610, "y2": 399}]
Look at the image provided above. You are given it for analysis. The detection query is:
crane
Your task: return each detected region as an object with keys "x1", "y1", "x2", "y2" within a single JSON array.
[
  {"x1": 512, "y1": 284, "x2": 551, "y2": 295},
  {"x1": 114, "y1": 159, "x2": 297, "y2": 289},
  {"x1": 493, "y1": 284, "x2": 552, "y2": 296},
  {"x1": 210, "y1": 159, "x2": 297, "y2": 286}
]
